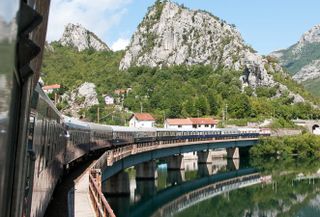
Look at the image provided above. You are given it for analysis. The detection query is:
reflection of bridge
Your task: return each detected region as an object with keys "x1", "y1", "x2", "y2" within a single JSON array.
[
  {"x1": 120, "y1": 168, "x2": 263, "y2": 217},
  {"x1": 295, "y1": 169, "x2": 320, "y2": 181}
]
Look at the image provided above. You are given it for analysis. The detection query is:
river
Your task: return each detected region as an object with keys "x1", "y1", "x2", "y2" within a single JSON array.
[{"x1": 104, "y1": 154, "x2": 320, "y2": 217}]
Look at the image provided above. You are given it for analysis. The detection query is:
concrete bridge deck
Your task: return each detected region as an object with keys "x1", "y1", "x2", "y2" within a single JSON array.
[{"x1": 69, "y1": 162, "x2": 96, "y2": 217}]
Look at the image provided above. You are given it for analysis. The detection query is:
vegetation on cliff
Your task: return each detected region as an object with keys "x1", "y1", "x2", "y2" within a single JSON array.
[{"x1": 41, "y1": 44, "x2": 320, "y2": 125}]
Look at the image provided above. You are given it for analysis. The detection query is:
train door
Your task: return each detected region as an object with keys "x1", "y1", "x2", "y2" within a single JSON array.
[{"x1": 22, "y1": 113, "x2": 36, "y2": 217}]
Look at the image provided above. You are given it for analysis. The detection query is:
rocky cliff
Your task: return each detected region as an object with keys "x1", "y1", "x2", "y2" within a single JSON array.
[
  {"x1": 270, "y1": 24, "x2": 320, "y2": 95},
  {"x1": 62, "y1": 82, "x2": 99, "y2": 117},
  {"x1": 119, "y1": 0, "x2": 304, "y2": 102},
  {"x1": 59, "y1": 23, "x2": 110, "y2": 52}
]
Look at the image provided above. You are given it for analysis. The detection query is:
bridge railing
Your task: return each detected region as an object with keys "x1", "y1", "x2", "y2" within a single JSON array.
[{"x1": 89, "y1": 169, "x2": 115, "y2": 217}]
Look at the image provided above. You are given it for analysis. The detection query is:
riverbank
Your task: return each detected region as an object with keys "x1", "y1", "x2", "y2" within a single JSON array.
[{"x1": 250, "y1": 134, "x2": 320, "y2": 158}]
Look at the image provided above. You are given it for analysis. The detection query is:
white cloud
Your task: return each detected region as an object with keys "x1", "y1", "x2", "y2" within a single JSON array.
[
  {"x1": 111, "y1": 37, "x2": 130, "y2": 51},
  {"x1": 46, "y1": 0, "x2": 132, "y2": 42}
]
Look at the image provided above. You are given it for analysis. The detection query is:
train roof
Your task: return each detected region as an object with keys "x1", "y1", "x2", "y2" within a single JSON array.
[
  {"x1": 87, "y1": 122, "x2": 113, "y2": 131},
  {"x1": 63, "y1": 116, "x2": 90, "y2": 130},
  {"x1": 109, "y1": 125, "x2": 154, "y2": 132},
  {"x1": 35, "y1": 83, "x2": 61, "y2": 117}
]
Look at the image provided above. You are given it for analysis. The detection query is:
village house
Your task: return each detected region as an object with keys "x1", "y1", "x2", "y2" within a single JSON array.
[
  {"x1": 165, "y1": 117, "x2": 217, "y2": 129},
  {"x1": 129, "y1": 113, "x2": 155, "y2": 128},
  {"x1": 104, "y1": 95, "x2": 114, "y2": 105},
  {"x1": 164, "y1": 118, "x2": 193, "y2": 129},
  {"x1": 42, "y1": 84, "x2": 61, "y2": 94}
]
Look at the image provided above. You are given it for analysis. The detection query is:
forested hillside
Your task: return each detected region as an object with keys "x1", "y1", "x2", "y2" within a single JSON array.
[{"x1": 42, "y1": 43, "x2": 320, "y2": 125}]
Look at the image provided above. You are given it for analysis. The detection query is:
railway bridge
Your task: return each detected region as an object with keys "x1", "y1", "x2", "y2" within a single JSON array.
[{"x1": 85, "y1": 136, "x2": 260, "y2": 217}]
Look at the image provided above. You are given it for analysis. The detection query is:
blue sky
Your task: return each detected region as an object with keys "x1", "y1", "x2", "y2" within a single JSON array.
[{"x1": 47, "y1": 0, "x2": 320, "y2": 54}]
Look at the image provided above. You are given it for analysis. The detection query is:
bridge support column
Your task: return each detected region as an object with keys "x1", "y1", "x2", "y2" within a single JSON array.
[
  {"x1": 227, "y1": 158, "x2": 240, "y2": 171},
  {"x1": 135, "y1": 160, "x2": 158, "y2": 180},
  {"x1": 103, "y1": 171, "x2": 130, "y2": 195},
  {"x1": 135, "y1": 179, "x2": 157, "y2": 200},
  {"x1": 197, "y1": 163, "x2": 212, "y2": 177},
  {"x1": 226, "y1": 147, "x2": 240, "y2": 159},
  {"x1": 166, "y1": 155, "x2": 185, "y2": 170},
  {"x1": 167, "y1": 170, "x2": 185, "y2": 185},
  {"x1": 197, "y1": 150, "x2": 213, "y2": 164}
]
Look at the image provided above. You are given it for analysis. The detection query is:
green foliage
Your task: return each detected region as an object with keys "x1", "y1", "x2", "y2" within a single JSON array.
[
  {"x1": 303, "y1": 77, "x2": 320, "y2": 96},
  {"x1": 42, "y1": 43, "x2": 124, "y2": 94},
  {"x1": 281, "y1": 43, "x2": 320, "y2": 75},
  {"x1": 255, "y1": 86, "x2": 277, "y2": 98},
  {"x1": 250, "y1": 134, "x2": 320, "y2": 158},
  {"x1": 42, "y1": 44, "x2": 320, "y2": 124}
]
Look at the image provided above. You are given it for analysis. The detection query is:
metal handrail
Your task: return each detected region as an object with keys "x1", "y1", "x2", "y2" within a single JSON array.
[{"x1": 89, "y1": 172, "x2": 116, "y2": 217}]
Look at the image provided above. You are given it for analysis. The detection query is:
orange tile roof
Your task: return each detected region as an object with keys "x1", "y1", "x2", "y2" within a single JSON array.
[
  {"x1": 42, "y1": 84, "x2": 61, "y2": 90},
  {"x1": 132, "y1": 113, "x2": 155, "y2": 121},
  {"x1": 114, "y1": 89, "x2": 127, "y2": 95},
  {"x1": 166, "y1": 118, "x2": 193, "y2": 125},
  {"x1": 189, "y1": 118, "x2": 217, "y2": 125}
]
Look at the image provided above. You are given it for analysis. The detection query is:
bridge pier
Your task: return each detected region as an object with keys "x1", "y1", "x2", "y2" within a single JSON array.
[
  {"x1": 226, "y1": 147, "x2": 240, "y2": 159},
  {"x1": 103, "y1": 171, "x2": 130, "y2": 196},
  {"x1": 167, "y1": 170, "x2": 186, "y2": 185},
  {"x1": 135, "y1": 179, "x2": 157, "y2": 200},
  {"x1": 135, "y1": 160, "x2": 158, "y2": 180},
  {"x1": 197, "y1": 150, "x2": 213, "y2": 164},
  {"x1": 166, "y1": 155, "x2": 185, "y2": 170},
  {"x1": 227, "y1": 158, "x2": 240, "y2": 171},
  {"x1": 197, "y1": 163, "x2": 213, "y2": 177}
]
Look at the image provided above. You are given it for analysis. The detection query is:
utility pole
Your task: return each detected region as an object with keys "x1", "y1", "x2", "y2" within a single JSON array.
[
  {"x1": 97, "y1": 107, "x2": 100, "y2": 123},
  {"x1": 225, "y1": 104, "x2": 228, "y2": 124},
  {"x1": 140, "y1": 101, "x2": 143, "y2": 113}
]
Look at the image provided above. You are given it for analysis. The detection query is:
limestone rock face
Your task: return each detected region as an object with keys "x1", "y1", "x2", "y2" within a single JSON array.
[
  {"x1": 293, "y1": 24, "x2": 320, "y2": 54},
  {"x1": 59, "y1": 23, "x2": 110, "y2": 52},
  {"x1": 270, "y1": 24, "x2": 320, "y2": 91},
  {"x1": 120, "y1": 1, "x2": 304, "y2": 102},
  {"x1": 293, "y1": 60, "x2": 320, "y2": 83},
  {"x1": 63, "y1": 82, "x2": 99, "y2": 117}
]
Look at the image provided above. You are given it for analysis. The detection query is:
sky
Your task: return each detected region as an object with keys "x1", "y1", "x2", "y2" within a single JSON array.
[{"x1": 47, "y1": 0, "x2": 320, "y2": 54}]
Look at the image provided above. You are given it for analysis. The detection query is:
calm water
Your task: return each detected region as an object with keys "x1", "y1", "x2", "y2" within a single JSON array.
[{"x1": 104, "y1": 155, "x2": 320, "y2": 217}]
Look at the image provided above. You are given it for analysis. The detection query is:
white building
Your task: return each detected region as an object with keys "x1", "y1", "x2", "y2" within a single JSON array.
[
  {"x1": 165, "y1": 118, "x2": 217, "y2": 129},
  {"x1": 164, "y1": 119, "x2": 193, "y2": 129},
  {"x1": 129, "y1": 113, "x2": 155, "y2": 128},
  {"x1": 104, "y1": 95, "x2": 114, "y2": 105}
]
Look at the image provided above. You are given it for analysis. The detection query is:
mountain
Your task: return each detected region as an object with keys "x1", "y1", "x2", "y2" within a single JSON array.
[
  {"x1": 119, "y1": 1, "x2": 307, "y2": 102},
  {"x1": 59, "y1": 23, "x2": 110, "y2": 52},
  {"x1": 42, "y1": 1, "x2": 320, "y2": 124},
  {"x1": 270, "y1": 24, "x2": 320, "y2": 95}
]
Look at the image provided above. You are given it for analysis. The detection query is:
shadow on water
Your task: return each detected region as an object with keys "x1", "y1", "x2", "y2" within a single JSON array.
[{"x1": 103, "y1": 155, "x2": 320, "y2": 217}]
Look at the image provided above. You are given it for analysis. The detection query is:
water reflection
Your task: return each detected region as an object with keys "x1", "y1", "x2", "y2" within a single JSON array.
[
  {"x1": 104, "y1": 155, "x2": 320, "y2": 217},
  {"x1": 104, "y1": 153, "x2": 245, "y2": 217}
]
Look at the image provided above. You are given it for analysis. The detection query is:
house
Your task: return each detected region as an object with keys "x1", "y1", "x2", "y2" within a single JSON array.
[
  {"x1": 42, "y1": 84, "x2": 61, "y2": 94},
  {"x1": 129, "y1": 113, "x2": 155, "y2": 128},
  {"x1": 114, "y1": 89, "x2": 127, "y2": 95},
  {"x1": 189, "y1": 118, "x2": 217, "y2": 129},
  {"x1": 164, "y1": 118, "x2": 193, "y2": 129},
  {"x1": 104, "y1": 95, "x2": 114, "y2": 105},
  {"x1": 165, "y1": 117, "x2": 218, "y2": 129}
]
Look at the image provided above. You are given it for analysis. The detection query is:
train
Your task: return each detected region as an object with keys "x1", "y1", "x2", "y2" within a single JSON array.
[
  {"x1": 23, "y1": 83, "x2": 265, "y2": 217},
  {"x1": 0, "y1": 1, "x2": 268, "y2": 217}
]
